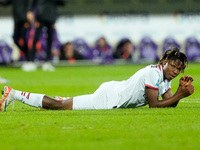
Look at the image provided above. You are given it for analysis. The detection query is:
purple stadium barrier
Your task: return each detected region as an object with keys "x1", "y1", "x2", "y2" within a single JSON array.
[
  {"x1": 163, "y1": 37, "x2": 181, "y2": 53},
  {"x1": 185, "y1": 37, "x2": 200, "y2": 61},
  {"x1": 73, "y1": 38, "x2": 93, "y2": 59},
  {"x1": 0, "y1": 40, "x2": 13, "y2": 64},
  {"x1": 140, "y1": 37, "x2": 159, "y2": 62}
]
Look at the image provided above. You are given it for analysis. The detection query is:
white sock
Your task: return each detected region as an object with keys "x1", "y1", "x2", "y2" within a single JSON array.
[{"x1": 14, "y1": 90, "x2": 44, "y2": 108}]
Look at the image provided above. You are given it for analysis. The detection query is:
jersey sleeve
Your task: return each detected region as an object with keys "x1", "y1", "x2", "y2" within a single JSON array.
[
  {"x1": 144, "y1": 67, "x2": 160, "y2": 90},
  {"x1": 167, "y1": 81, "x2": 172, "y2": 90}
]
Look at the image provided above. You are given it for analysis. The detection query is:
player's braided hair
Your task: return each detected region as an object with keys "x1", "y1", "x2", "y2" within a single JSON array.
[{"x1": 158, "y1": 47, "x2": 188, "y2": 73}]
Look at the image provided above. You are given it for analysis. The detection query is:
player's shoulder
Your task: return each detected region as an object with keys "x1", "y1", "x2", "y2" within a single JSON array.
[
  {"x1": 143, "y1": 64, "x2": 163, "y2": 77},
  {"x1": 145, "y1": 64, "x2": 162, "y2": 72},
  {"x1": 148, "y1": 64, "x2": 162, "y2": 70}
]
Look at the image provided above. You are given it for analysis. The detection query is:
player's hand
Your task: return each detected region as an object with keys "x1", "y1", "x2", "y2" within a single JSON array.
[
  {"x1": 181, "y1": 84, "x2": 195, "y2": 98},
  {"x1": 179, "y1": 75, "x2": 194, "y2": 87}
]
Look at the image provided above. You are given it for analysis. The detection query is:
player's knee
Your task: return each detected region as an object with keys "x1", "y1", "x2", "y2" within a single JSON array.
[{"x1": 63, "y1": 98, "x2": 73, "y2": 110}]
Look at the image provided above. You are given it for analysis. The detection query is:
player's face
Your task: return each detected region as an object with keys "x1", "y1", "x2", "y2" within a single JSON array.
[{"x1": 163, "y1": 59, "x2": 183, "y2": 81}]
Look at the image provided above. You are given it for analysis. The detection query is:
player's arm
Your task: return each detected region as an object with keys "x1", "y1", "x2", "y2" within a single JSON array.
[
  {"x1": 146, "y1": 87, "x2": 182, "y2": 108},
  {"x1": 161, "y1": 89, "x2": 179, "y2": 107},
  {"x1": 146, "y1": 75, "x2": 194, "y2": 108}
]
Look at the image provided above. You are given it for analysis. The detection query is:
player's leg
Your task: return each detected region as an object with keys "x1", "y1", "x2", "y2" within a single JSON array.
[
  {"x1": 0, "y1": 86, "x2": 73, "y2": 111},
  {"x1": 42, "y1": 22, "x2": 55, "y2": 71},
  {"x1": 29, "y1": 21, "x2": 43, "y2": 62},
  {"x1": 42, "y1": 96, "x2": 73, "y2": 110},
  {"x1": 13, "y1": 21, "x2": 29, "y2": 60},
  {"x1": 0, "y1": 82, "x2": 115, "y2": 111},
  {"x1": 20, "y1": 22, "x2": 30, "y2": 61},
  {"x1": 13, "y1": 22, "x2": 23, "y2": 50},
  {"x1": 45, "y1": 22, "x2": 54, "y2": 61}
]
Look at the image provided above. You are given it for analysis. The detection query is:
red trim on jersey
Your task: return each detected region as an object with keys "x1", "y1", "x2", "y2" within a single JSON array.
[
  {"x1": 159, "y1": 65, "x2": 161, "y2": 71},
  {"x1": 145, "y1": 84, "x2": 158, "y2": 90}
]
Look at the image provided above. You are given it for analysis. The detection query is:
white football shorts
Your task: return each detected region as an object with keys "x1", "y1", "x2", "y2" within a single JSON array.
[{"x1": 73, "y1": 81, "x2": 119, "y2": 110}]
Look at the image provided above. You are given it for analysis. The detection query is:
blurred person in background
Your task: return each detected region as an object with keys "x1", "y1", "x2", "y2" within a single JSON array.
[
  {"x1": 113, "y1": 38, "x2": 136, "y2": 61},
  {"x1": 72, "y1": 38, "x2": 93, "y2": 60},
  {"x1": 92, "y1": 37, "x2": 114, "y2": 64},
  {"x1": 0, "y1": 0, "x2": 34, "y2": 63},
  {"x1": 60, "y1": 42, "x2": 84, "y2": 64},
  {"x1": 27, "y1": 28, "x2": 62, "y2": 64},
  {"x1": 25, "y1": 0, "x2": 65, "y2": 71}
]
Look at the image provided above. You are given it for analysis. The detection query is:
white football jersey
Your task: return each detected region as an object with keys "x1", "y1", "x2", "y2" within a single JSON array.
[
  {"x1": 106, "y1": 65, "x2": 171, "y2": 108},
  {"x1": 73, "y1": 65, "x2": 172, "y2": 110}
]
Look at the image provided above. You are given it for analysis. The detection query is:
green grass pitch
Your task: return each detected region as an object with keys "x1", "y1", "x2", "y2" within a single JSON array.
[{"x1": 0, "y1": 63, "x2": 200, "y2": 150}]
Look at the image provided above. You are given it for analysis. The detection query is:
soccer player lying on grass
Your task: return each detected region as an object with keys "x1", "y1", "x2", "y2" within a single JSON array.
[{"x1": 0, "y1": 47, "x2": 194, "y2": 111}]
